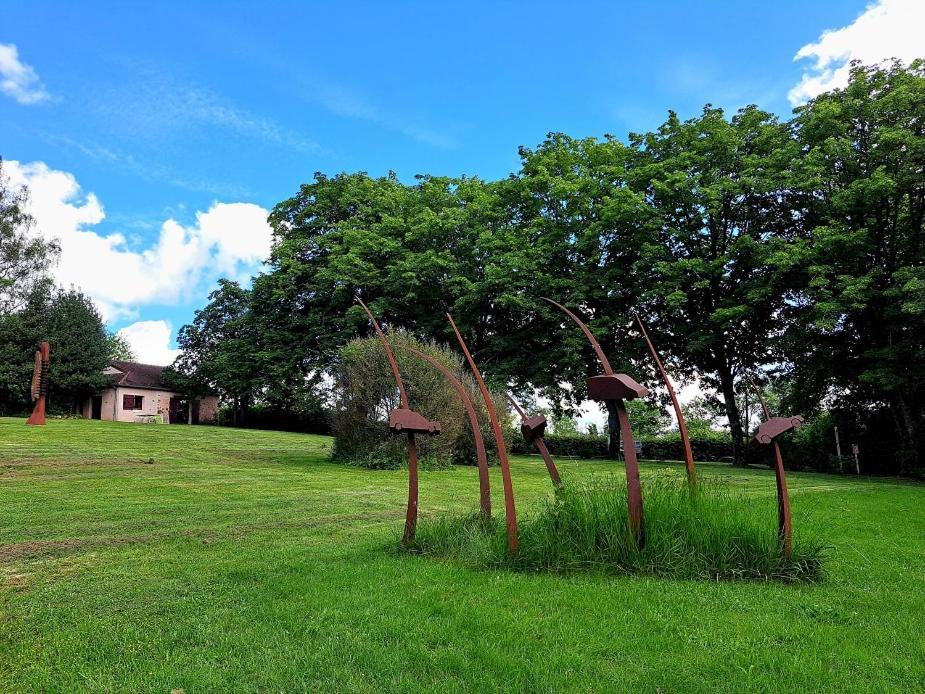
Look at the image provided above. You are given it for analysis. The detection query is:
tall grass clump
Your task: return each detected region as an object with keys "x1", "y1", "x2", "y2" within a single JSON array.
[{"x1": 407, "y1": 476, "x2": 826, "y2": 582}]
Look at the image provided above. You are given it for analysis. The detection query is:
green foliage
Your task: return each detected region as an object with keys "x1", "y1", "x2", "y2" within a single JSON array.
[
  {"x1": 625, "y1": 398, "x2": 671, "y2": 436},
  {"x1": 628, "y1": 105, "x2": 800, "y2": 464},
  {"x1": 331, "y1": 332, "x2": 513, "y2": 469},
  {"x1": 785, "y1": 60, "x2": 925, "y2": 474},
  {"x1": 105, "y1": 331, "x2": 136, "y2": 361},
  {"x1": 0, "y1": 158, "x2": 59, "y2": 315},
  {"x1": 172, "y1": 279, "x2": 260, "y2": 424},
  {"x1": 549, "y1": 414, "x2": 580, "y2": 435},
  {"x1": 514, "y1": 432, "x2": 607, "y2": 459},
  {"x1": 168, "y1": 60, "x2": 925, "y2": 474},
  {"x1": 0, "y1": 287, "x2": 109, "y2": 413},
  {"x1": 43, "y1": 289, "x2": 110, "y2": 411},
  {"x1": 0, "y1": 160, "x2": 64, "y2": 414},
  {"x1": 510, "y1": 429, "x2": 733, "y2": 462},
  {"x1": 409, "y1": 477, "x2": 825, "y2": 582}
]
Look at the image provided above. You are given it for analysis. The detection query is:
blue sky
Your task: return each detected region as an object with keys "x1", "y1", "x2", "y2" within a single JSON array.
[{"x1": 1, "y1": 0, "x2": 915, "y2": 364}]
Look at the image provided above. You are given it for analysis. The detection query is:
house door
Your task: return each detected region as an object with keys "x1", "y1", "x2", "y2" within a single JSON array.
[
  {"x1": 91, "y1": 396, "x2": 103, "y2": 420},
  {"x1": 168, "y1": 397, "x2": 189, "y2": 424}
]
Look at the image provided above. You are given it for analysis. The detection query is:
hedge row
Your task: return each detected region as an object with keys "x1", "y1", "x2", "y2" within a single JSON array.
[{"x1": 509, "y1": 430, "x2": 734, "y2": 462}]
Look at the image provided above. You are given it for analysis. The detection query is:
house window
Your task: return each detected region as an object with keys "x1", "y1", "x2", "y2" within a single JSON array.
[{"x1": 122, "y1": 394, "x2": 144, "y2": 410}]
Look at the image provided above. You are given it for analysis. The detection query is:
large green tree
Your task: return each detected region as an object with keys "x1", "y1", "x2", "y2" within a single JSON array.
[
  {"x1": 626, "y1": 106, "x2": 801, "y2": 464},
  {"x1": 0, "y1": 159, "x2": 59, "y2": 316},
  {"x1": 42, "y1": 288, "x2": 109, "y2": 412},
  {"x1": 0, "y1": 158, "x2": 62, "y2": 413},
  {"x1": 786, "y1": 60, "x2": 925, "y2": 472},
  {"x1": 172, "y1": 279, "x2": 261, "y2": 425}
]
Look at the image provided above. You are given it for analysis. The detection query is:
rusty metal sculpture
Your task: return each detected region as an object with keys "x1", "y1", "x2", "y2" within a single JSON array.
[
  {"x1": 26, "y1": 341, "x2": 50, "y2": 426},
  {"x1": 354, "y1": 298, "x2": 440, "y2": 545},
  {"x1": 542, "y1": 298, "x2": 647, "y2": 545},
  {"x1": 505, "y1": 393, "x2": 562, "y2": 487},
  {"x1": 447, "y1": 313, "x2": 519, "y2": 554},
  {"x1": 634, "y1": 313, "x2": 697, "y2": 491},
  {"x1": 394, "y1": 344, "x2": 492, "y2": 520},
  {"x1": 751, "y1": 382, "x2": 803, "y2": 558}
]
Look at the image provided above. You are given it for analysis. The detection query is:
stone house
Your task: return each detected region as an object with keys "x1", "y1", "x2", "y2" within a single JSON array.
[{"x1": 81, "y1": 360, "x2": 219, "y2": 424}]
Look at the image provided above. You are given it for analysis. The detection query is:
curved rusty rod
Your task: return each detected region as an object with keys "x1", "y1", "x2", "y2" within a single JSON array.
[
  {"x1": 354, "y1": 297, "x2": 408, "y2": 409},
  {"x1": 447, "y1": 313, "x2": 518, "y2": 554},
  {"x1": 613, "y1": 399, "x2": 645, "y2": 545},
  {"x1": 395, "y1": 344, "x2": 492, "y2": 519},
  {"x1": 541, "y1": 298, "x2": 613, "y2": 375},
  {"x1": 542, "y1": 299, "x2": 645, "y2": 545},
  {"x1": 634, "y1": 313, "x2": 697, "y2": 491},
  {"x1": 752, "y1": 381, "x2": 793, "y2": 558},
  {"x1": 505, "y1": 393, "x2": 562, "y2": 487},
  {"x1": 354, "y1": 297, "x2": 418, "y2": 544}
]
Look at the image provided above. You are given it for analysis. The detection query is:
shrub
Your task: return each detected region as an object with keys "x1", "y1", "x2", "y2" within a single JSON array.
[
  {"x1": 407, "y1": 476, "x2": 826, "y2": 582},
  {"x1": 511, "y1": 430, "x2": 734, "y2": 462},
  {"x1": 330, "y1": 331, "x2": 516, "y2": 469},
  {"x1": 217, "y1": 403, "x2": 331, "y2": 434}
]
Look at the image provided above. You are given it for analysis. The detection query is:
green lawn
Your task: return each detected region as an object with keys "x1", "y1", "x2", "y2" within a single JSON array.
[{"x1": 1, "y1": 418, "x2": 923, "y2": 692}]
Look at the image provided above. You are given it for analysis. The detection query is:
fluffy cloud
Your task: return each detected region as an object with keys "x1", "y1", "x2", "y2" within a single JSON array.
[
  {"x1": 117, "y1": 320, "x2": 180, "y2": 365},
  {"x1": 789, "y1": 0, "x2": 924, "y2": 105},
  {"x1": 4, "y1": 159, "x2": 272, "y2": 321},
  {"x1": 0, "y1": 43, "x2": 49, "y2": 104}
]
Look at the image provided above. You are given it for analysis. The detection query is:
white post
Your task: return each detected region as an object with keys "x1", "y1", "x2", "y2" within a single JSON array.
[{"x1": 852, "y1": 443, "x2": 860, "y2": 475}]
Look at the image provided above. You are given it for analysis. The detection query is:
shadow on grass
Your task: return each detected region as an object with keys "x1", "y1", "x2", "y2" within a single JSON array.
[{"x1": 403, "y1": 475, "x2": 827, "y2": 583}]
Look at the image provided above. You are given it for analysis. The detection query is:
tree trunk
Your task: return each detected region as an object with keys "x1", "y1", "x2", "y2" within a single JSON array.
[
  {"x1": 895, "y1": 393, "x2": 922, "y2": 475},
  {"x1": 717, "y1": 363, "x2": 746, "y2": 466},
  {"x1": 606, "y1": 400, "x2": 620, "y2": 459}
]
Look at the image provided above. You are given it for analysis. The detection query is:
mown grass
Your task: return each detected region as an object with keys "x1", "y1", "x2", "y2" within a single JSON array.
[
  {"x1": 409, "y1": 477, "x2": 826, "y2": 582},
  {"x1": 2, "y1": 418, "x2": 925, "y2": 692}
]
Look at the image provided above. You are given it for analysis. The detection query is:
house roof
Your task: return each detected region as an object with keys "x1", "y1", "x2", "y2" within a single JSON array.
[{"x1": 107, "y1": 361, "x2": 169, "y2": 389}]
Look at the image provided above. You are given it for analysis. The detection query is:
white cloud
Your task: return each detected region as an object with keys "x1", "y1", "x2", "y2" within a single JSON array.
[
  {"x1": 0, "y1": 43, "x2": 49, "y2": 104},
  {"x1": 4, "y1": 160, "x2": 273, "y2": 322},
  {"x1": 118, "y1": 320, "x2": 180, "y2": 365},
  {"x1": 789, "y1": 0, "x2": 924, "y2": 105}
]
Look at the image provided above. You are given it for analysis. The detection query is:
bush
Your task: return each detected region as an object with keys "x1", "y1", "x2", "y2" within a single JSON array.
[
  {"x1": 406, "y1": 476, "x2": 826, "y2": 582},
  {"x1": 330, "y1": 331, "x2": 516, "y2": 469},
  {"x1": 510, "y1": 432, "x2": 607, "y2": 458},
  {"x1": 511, "y1": 429, "x2": 734, "y2": 462},
  {"x1": 217, "y1": 403, "x2": 331, "y2": 434},
  {"x1": 641, "y1": 430, "x2": 733, "y2": 462}
]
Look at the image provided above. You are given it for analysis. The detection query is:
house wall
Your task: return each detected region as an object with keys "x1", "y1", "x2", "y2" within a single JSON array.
[
  {"x1": 197, "y1": 396, "x2": 219, "y2": 424},
  {"x1": 83, "y1": 387, "x2": 217, "y2": 424},
  {"x1": 101, "y1": 388, "x2": 116, "y2": 420},
  {"x1": 83, "y1": 388, "x2": 118, "y2": 420},
  {"x1": 111, "y1": 387, "x2": 176, "y2": 422}
]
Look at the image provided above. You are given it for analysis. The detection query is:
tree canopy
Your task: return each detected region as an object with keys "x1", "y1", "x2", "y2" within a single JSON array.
[{"x1": 172, "y1": 60, "x2": 925, "y2": 473}]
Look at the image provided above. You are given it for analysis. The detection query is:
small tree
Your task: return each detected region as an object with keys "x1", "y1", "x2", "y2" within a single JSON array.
[
  {"x1": 44, "y1": 289, "x2": 109, "y2": 412},
  {"x1": 331, "y1": 331, "x2": 514, "y2": 469},
  {"x1": 0, "y1": 158, "x2": 59, "y2": 316}
]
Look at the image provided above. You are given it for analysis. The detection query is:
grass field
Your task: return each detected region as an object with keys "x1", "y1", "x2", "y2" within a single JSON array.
[{"x1": 2, "y1": 418, "x2": 924, "y2": 692}]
